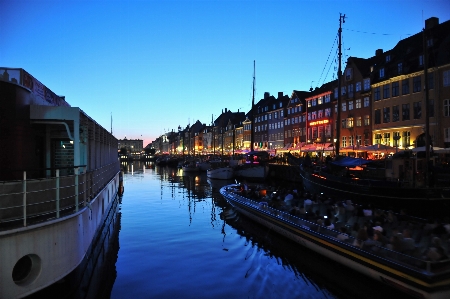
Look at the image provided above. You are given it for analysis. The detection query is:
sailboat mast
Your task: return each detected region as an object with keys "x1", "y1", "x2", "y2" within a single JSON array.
[
  {"x1": 335, "y1": 14, "x2": 345, "y2": 157},
  {"x1": 251, "y1": 60, "x2": 255, "y2": 152},
  {"x1": 423, "y1": 26, "x2": 430, "y2": 188}
]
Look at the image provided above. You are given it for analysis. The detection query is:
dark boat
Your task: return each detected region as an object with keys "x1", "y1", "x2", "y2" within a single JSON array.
[
  {"x1": 298, "y1": 155, "x2": 450, "y2": 217},
  {"x1": 220, "y1": 184, "x2": 450, "y2": 299}
]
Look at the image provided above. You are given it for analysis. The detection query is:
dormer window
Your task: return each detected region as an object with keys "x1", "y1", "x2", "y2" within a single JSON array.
[
  {"x1": 379, "y1": 68, "x2": 385, "y2": 78},
  {"x1": 345, "y1": 68, "x2": 353, "y2": 81},
  {"x1": 386, "y1": 55, "x2": 391, "y2": 62}
]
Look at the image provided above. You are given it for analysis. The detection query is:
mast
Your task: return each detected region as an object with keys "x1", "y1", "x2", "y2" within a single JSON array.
[
  {"x1": 335, "y1": 13, "x2": 345, "y2": 157},
  {"x1": 423, "y1": 26, "x2": 430, "y2": 188},
  {"x1": 251, "y1": 60, "x2": 255, "y2": 152}
]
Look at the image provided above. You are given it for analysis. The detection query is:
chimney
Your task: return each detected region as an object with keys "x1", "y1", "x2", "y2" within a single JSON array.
[
  {"x1": 278, "y1": 92, "x2": 283, "y2": 98},
  {"x1": 425, "y1": 17, "x2": 439, "y2": 30},
  {"x1": 264, "y1": 92, "x2": 270, "y2": 99},
  {"x1": 225, "y1": 108, "x2": 228, "y2": 113},
  {"x1": 375, "y1": 49, "x2": 383, "y2": 56}
]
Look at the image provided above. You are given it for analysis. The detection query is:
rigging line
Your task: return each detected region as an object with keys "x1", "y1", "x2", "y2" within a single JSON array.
[
  {"x1": 322, "y1": 52, "x2": 338, "y2": 87},
  {"x1": 343, "y1": 28, "x2": 413, "y2": 36},
  {"x1": 316, "y1": 33, "x2": 338, "y2": 89}
]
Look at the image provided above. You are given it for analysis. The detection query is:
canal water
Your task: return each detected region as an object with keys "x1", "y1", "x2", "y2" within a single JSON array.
[{"x1": 30, "y1": 161, "x2": 412, "y2": 299}]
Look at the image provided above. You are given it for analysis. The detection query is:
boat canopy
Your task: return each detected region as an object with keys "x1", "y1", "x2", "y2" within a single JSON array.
[{"x1": 331, "y1": 156, "x2": 370, "y2": 167}]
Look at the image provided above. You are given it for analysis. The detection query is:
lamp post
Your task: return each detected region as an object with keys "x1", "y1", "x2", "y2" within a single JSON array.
[{"x1": 333, "y1": 138, "x2": 337, "y2": 157}]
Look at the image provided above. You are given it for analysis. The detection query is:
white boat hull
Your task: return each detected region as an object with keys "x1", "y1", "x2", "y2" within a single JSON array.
[
  {"x1": 0, "y1": 173, "x2": 119, "y2": 299},
  {"x1": 207, "y1": 167, "x2": 234, "y2": 180}
]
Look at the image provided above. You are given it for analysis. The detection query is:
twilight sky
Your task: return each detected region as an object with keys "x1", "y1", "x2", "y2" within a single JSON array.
[{"x1": 1, "y1": 0, "x2": 450, "y2": 146}]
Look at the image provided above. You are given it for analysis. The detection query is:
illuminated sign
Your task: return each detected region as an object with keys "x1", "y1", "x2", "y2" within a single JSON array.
[{"x1": 309, "y1": 119, "x2": 329, "y2": 126}]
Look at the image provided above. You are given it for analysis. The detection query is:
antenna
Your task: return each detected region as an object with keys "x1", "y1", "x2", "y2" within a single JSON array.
[{"x1": 110, "y1": 112, "x2": 113, "y2": 134}]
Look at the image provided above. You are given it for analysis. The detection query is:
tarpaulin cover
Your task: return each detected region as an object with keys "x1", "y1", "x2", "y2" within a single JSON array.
[{"x1": 331, "y1": 156, "x2": 371, "y2": 167}]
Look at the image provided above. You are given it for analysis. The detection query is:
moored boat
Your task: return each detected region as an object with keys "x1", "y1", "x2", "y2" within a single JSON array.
[
  {"x1": 298, "y1": 155, "x2": 450, "y2": 217},
  {"x1": 207, "y1": 161, "x2": 234, "y2": 180},
  {"x1": 0, "y1": 68, "x2": 120, "y2": 299},
  {"x1": 220, "y1": 184, "x2": 450, "y2": 299}
]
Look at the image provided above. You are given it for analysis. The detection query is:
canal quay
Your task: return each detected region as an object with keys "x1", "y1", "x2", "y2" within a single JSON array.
[{"x1": 28, "y1": 161, "x2": 412, "y2": 299}]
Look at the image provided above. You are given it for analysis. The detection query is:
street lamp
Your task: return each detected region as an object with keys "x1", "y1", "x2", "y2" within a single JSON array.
[{"x1": 333, "y1": 138, "x2": 337, "y2": 157}]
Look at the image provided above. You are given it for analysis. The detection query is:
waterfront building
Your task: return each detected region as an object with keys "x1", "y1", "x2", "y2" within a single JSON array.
[
  {"x1": 242, "y1": 116, "x2": 252, "y2": 150},
  {"x1": 371, "y1": 17, "x2": 450, "y2": 150},
  {"x1": 118, "y1": 137, "x2": 143, "y2": 159},
  {"x1": 305, "y1": 81, "x2": 336, "y2": 151},
  {"x1": 253, "y1": 92, "x2": 271, "y2": 150},
  {"x1": 284, "y1": 90, "x2": 308, "y2": 150},
  {"x1": 267, "y1": 92, "x2": 290, "y2": 153},
  {"x1": 337, "y1": 56, "x2": 374, "y2": 153}
]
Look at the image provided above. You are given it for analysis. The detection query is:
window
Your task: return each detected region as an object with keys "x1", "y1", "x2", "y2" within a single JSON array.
[
  {"x1": 334, "y1": 88, "x2": 338, "y2": 99},
  {"x1": 383, "y1": 107, "x2": 390, "y2": 123},
  {"x1": 374, "y1": 109, "x2": 381, "y2": 124},
  {"x1": 349, "y1": 135, "x2": 354, "y2": 146},
  {"x1": 312, "y1": 98, "x2": 317, "y2": 106},
  {"x1": 342, "y1": 86, "x2": 346, "y2": 95},
  {"x1": 392, "y1": 105, "x2": 399, "y2": 122},
  {"x1": 386, "y1": 55, "x2": 391, "y2": 62},
  {"x1": 345, "y1": 68, "x2": 353, "y2": 80},
  {"x1": 444, "y1": 70, "x2": 450, "y2": 87},
  {"x1": 427, "y1": 39, "x2": 433, "y2": 47},
  {"x1": 341, "y1": 119, "x2": 346, "y2": 128},
  {"x1": 402, "y1": 79, "x2": 410, "y2": 95},
  {"x1": 428, "y1": 73, "x2": 434, "y2": 89},
  {"x1": 398, "y1": 63, "x2": 403, "y2": 74},
  {"x1": 356, "y1": 116, "x2": 362, "y2": 127},
  {"x1": 307, "y1": 112, "x2": 311, "y2": 120},
  {"x1": 307, "y1": 101, "x2": 312, "y2": 107},
  {"x1": 317, "y1": 96, "x2": 323, "y2": 105},
  {"x1": 419, "y1": 55, "x2": 424, "y2": 66},
  {"x1": 364, "y1": 115, "x2": 370, "y2": 126},
  {"x1": 379, "y1": 68, "x2": 385, "y2": 78},
  {"x1": 325, "y1": 108, "x2": 331, "y2": 117},
  {"x1": 324, "y1": 94, "x2": 331, "y2": 103},
  {"x1": 318, "y1": 110, "x2": 323, "y2": 118},
  {"x1": 364, "y1": 97, "x2": 370, "y2": 107},
  {"x1": 348, "y1": 100, "x2": 354, "y2": 110},
  {"x1": 312, "y1": 111, "x2": 317, "y2": 120},
  {"x1": 347, "y1": 117, "x2": 354, "y2": 128},
  {"x1": 356, "y1": 99, "x2": 361, "y2": 109},
  {"x1": 342, "y1": 102, "x2": 347, "y2": 112},
  {"x1": 348, "y1": 84, "x2": 354, "y2": 97},
  {"x1": 402, "y1": 103, "x2": 410, "y2": 120},
  {"x1": 356, "y1": 135, "x2": 362, "y2": 147},
  {"x1": 402, "y1": 131, "x2": 410, "y2": 148},
  {"x1": 413, "y1": 101, "x2": 421, "y2": 119},
  {"x1": 374, "y1": 87, "x2": 381, "y2": 101},
  {"x1": 413, "y1": 76, "x2": 421, "y2": 93},
  {"x1": 383, "y1": 132, "x2": 390, "y2": 145},
  {"x1": 392, "y1": 81, "x2": 399, "y2": 97},
  {"x1": 364, "y1": 78, "x2": 370, "y2": 90},
  {"x1": 393, "y1": 132, "x2": 401, "y2": 147},
  {"x1": 375, "y1": 133, "x2": 382, "y2": 144},
  {"x1": 356, "y1": 82, "x2": 361, "y2": 92},
  {"x1": 444, "y1": 99, "x2": 450, "y2": 117},
  {"x1": 383, "y1": 84, "x2": 390, "y2": 99}
]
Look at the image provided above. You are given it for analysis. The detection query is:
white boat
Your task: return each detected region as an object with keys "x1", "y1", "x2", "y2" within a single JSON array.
[
  {"x1": 233, "y1": 151, "x2": 269, "y2": 180},
  {"x1": 207, "y1": 166, "x2": 234, "y2": 180},
  {"x1": 220, "y1": 184, "x2": 450, "y2": 299},
  {"x1": 0, "y1": 68, "x2": 121, "y2": 299}
]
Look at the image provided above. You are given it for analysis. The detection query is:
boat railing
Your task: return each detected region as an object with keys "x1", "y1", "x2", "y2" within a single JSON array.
[
  {"x1": 0, "y1": 162, "x2": 120, "y2": 230},
  {"x1": 223, "y1": 187, "x2": 450, "y2": 277}
]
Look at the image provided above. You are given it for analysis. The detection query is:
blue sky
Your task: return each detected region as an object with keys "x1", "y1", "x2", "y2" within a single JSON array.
[{"x1": 1, "y1": 0, "x2": 450, "y2": 146}]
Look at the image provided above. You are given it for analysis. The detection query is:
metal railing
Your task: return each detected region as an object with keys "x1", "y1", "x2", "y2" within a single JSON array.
[{"x1": 0, "y1": 162, "x2": 119, "y2": 230}]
